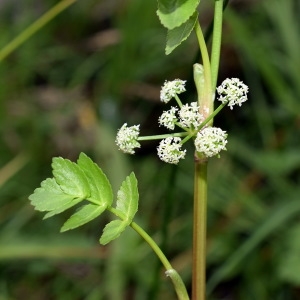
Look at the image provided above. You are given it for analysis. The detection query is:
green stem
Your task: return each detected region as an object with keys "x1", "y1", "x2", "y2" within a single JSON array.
[
  {"x1": 192, "y1": 20, "x2": 214, "y2": 300},
  {"x1": 175, "y1": 95, "x2": 183, "y2": 108},
  {"x1": 107, "y1": 207, "x2": 189, "y2": 300},
  {"x1": 175, "y1": 123, "x2": 191, "y2": 132},
  {"x1": 181, "y1": 133, "x2": 195, "y2": 144},
  {"x1": 192, "y1": 13, "x2": 225, "y2": 300},
  {"x1": 131, "y1": 222, "x2": 189, "y2": 300},
  {"x1": 130, "y1": 222, "x2": 172, "y2": 269},
  {"x1": 138, "y1": 132, "x2": 188, "y2": 141},
  {"x1": 194, "y1": 21, "x2": 213, "y2": 117},
  {"x1": 211, "y1": 0, "x2": 224, "y2": 91},
  {"x1": 192, "y1": 156, "x2": 208, "y2": 300},
  {"x1": 0, "y1": 0, "x2": 77, "y2": 63},
  {"x1": 198, "y1": 102, "x2": 227, "y2": 131}
]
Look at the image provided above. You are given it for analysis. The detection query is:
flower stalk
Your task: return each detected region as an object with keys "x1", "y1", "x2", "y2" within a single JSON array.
[
  {"x1": 131, "y1": 221, "x2": 189, "y2": 300},
  {"x1": 24, "y1": 1, "x2": 250, "y2": 299},
  {"x1": 114, "y1": 5, "x2": 249, "y2": 299},
  {"x1": 211, "y1": 0, "x2": 225, "y2": 91},
  {"x1": 192, "y1": 155, "x2": 208, "y2": 300},
  {"x1": 106, "y1": 206, "x2": 189, "y2": 299}
]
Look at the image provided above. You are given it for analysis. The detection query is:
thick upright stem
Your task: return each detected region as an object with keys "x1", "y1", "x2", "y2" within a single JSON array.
[
  {"x1": 192, "y1": 5, "x2": 225, "y2": 297},
  {"x1": 211, "y1": 0, "x2": 224, "y2": 91},
  {"x1": 192, "y1": 155, "x2": 208, "y2": 300}
]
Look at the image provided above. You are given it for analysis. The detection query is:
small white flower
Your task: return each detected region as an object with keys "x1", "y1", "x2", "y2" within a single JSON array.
[
  {"x1": 195, "y1": 127, "x2": 227, "y2": 157},
  {"x1": 115, "y1": 123, "x2": 140, "y2": 154},
  {"x1": 157, "y1": 137, "x2": 186, "y2": 164},
  {"x1": 178, "y1": 102, "x2": 204, "y2": 129},
  {"x1": 217, "y1": 78, "x2": 249, "y2": 109},
  {"x1": 160, "y1": 79, "x2": 186, "y2": 103},
  {"x1": 158, "y1": 107, "x2": 178, "y2": 130}
]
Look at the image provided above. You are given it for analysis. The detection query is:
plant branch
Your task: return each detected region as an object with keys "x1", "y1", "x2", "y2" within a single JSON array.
[
  {"x1": 138, "y1": 132, "x2": 188, "y2": 141},
  {"x1": 211, "y1": 0, "x2": 224, "y2": 91},
  {"x1": 175, "y1": 95, "x2": 183, "y2": 108},
  {"x1": 107, "y1": 207, "x2": 190, "y2": 300},
  {"x1": 131, "y1": 222, "x2": 189, "y2": 300},
  {"x1": 192, "y1": 156, "x2": 208, "y2": 300},
  {"x1": 198, "y1": 102, "x2": 227, "y2": 131}
]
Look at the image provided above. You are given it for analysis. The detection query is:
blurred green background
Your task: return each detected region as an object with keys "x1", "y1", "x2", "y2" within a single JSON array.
[{"x1": 0, "y1": 0, "x2": 300, "y2": 299}]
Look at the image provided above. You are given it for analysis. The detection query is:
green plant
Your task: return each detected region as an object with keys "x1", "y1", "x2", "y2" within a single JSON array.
[
  {"x1": 29, "y1": 152, "x2": 189, "y2": 299},
  {"x1": 1, "y1": 0, "x2": 299, "y2": 298},
  {"x1": 27, "y1": 1, "x2": 251, "y2": 299}
]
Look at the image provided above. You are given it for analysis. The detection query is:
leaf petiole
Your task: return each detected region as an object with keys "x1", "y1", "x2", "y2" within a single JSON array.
[{"x1": 107, "y1": 206, "x2": 189, "y2": 300}]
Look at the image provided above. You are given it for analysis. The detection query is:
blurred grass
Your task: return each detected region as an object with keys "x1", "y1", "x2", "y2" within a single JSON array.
[{"x1": 0, "y1": 0, "x2": 300, "y2": 299}]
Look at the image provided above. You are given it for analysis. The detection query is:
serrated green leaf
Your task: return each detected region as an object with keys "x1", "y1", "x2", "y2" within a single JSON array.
[
  {"x1": 116, "y1": 172, "x2": 138, "y2": 222},
  {"x1": 77, "y1": 152, "x2": 113, "y2": 206},
  {"x1": 52, "y1": 157, "x2": 90, "y2": 198},
  {"x1": 29, "y1": 178, "x2": 75, "y2": 212},
  {"x1": 29, "y1": 178, "x2": 86, "y2": 218},
  {"x1": 60, "y1": 204, "x2": 106, "y2": 232},
  {"x1": 43, "y1": 196, "x2": 84, "y2": 219},
  {"x1": 166, "y1": 11, "x2": 198, "y2": 55},
  {"x1": 157, "y1": 0, "x2": 200, "y2": 30},
  {"x1": 100, "y1": 220, "x2": 128, "y2": 245}
]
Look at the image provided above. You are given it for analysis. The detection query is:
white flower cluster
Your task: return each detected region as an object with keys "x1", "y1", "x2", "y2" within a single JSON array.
[
  {"x1": 160, "y1": 79, "x2": 186, "y2": 103},
  {"x1": 194, "y1": 127, "x2": 227, "y2": 157},
  {"x1": 156, "y1": 126, "x2": 227, "y2": 163},
  {"x1": 115, "y1": 123, "x2": 140, "y2": 154},
  {"x1": 157, "y1": 137, "x2": 186, "y2": 164},
  {"x1": 178, "y1": 102, "x2": 204, "y2": 129},
  {"x1": 115, "y1": 77, "x2": 245, "y2": 164},
  {"x1": 158, "y1": 107, "x2": 178, "y2": 130},
  {"x1": 158, "y1": 102, "x2": 203, "y2": 131},
  {"x1": 217, "y1": 78, "x2": 249, "y2": 109}
]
